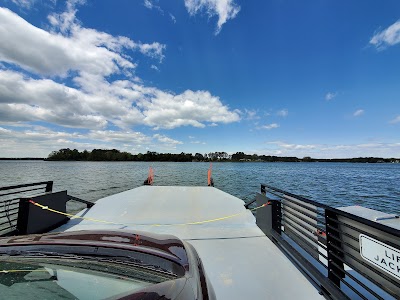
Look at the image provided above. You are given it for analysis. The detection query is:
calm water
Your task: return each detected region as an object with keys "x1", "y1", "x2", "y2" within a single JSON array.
[{"x1": 0, "y1": 161, "x2": 399, "y2": 215}]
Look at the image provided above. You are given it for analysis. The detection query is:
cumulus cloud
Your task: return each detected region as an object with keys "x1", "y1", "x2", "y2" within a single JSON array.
[
  {"x1": 0, "y1": 6, "x2": 240, "y2": 134},
  {"x1": 258, "y1": 123, "x2": 279, "y2": 130},
  {"x1": 370, "y1": 20, "x2": 400, "y2": 50},
  {"x1": 184, "y1": 0, "x2": 240, "y2": 34},
  {"x1": 0, "y1": 8, "x2": 136, "y2": 77},
  {"x1": 0, "y1": 127, "x2": 90, "y2": 157},
  {"x1": 325, "y1": 92, "x2": 337, "y2": 101},
  {"x1": 0, "y1": 7, "x2": 166, "y2": 77},
  {"x1": 0, "y1": 70, "x2": 115, "y2": 128},
  {"x1": 138, "y1": 42, "x2": 166, "y2": 62},
  {"x1": 138, "y1": 89, "x2": 240, "y2": 129},
  {"x1": 0, "y1": 68, "x2": 239, "y2": 131},
  {"x1": 0, "y1": 126, "x2": 184, "y2": 157},
  {"x1": 353, "y1": 109, "x2": 364, "y2": 117},
  {"x1": 0, "y1": 103, "x2": 108, "y2": 129},
  {"x1": 88, "y1": 130, "x2": 151, "y2": 145}
]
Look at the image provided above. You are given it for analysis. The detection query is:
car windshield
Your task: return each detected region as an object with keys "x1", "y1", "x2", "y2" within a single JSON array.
[{"x1": 0, "y1": 257, "x2": 174, "y2": 300}]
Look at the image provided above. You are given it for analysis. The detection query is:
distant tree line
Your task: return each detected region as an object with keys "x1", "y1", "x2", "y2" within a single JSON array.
[
  {"x1": 44, "y1": 148, "x2": 400, "y2": 163},
  {"x1": 46, "y1": 149, "x2": 195, "y2": 162}
]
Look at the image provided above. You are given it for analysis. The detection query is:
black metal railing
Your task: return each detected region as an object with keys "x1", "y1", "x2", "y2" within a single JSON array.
[
  {"x1": 257, "y1": 183, "x2": 400, "y2": 300},
  {"x1": 0, "y1": 181, "x2": 53, "y2": 236},
  {"x1": 0, "y1": 181, "x2": 94, "y2": 237}
]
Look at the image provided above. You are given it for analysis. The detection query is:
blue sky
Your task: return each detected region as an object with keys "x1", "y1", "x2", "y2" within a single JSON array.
[{"x1": 0, "y1": 0, "x2": 400, "y2": 158}]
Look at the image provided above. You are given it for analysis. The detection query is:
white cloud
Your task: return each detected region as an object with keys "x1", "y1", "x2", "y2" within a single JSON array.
[
  {"x1": 0, "y1": 7, "x2": 164, "y2": 77},
  {"x1": 0, "y1": 103, "x2": 108, "y2": 129},
  {"x1": 89, "y1": 130, "x2": 151, "y2": 145},
  {"x1": 190, "y1": 140, "x2": 206, "y2": 144},
  {"x1": 258, "y1": 123, "x2": 279, "y2": 130},
  {"x1": 184, "y1": 0, "x2": 240, "y2": 34},
  {"x1": 153, "y1": 134, "x2": 183, "y2": 145},
  {"x1": 0, "y1": 68, "x2": 240, "y2": 131},
  {"x1": 262, "y1": 141, "x2": 400, "y2": 159},
  {"x1": 151, "y1": 64, "x2": 160, "y2": 71},
  {"x1": 242, "y1": 109, "x2": 259, "y2": 120},
  {"x1": 169, "y1": 13, "x2": 177, "y2": 23},
  {"x1": 268, "y1": 141, "x2": 316, "y2": 150},
  {"x1": 0, "y1": 70, "x2": 118, "y2": 129},
  {"x1": 138, "y1": 42, "x2": 166, "y2": 62},
  {"x1": 0, "y1": 126, "x2": 161, "y2": 157},
  {"x1": 143, "y1": 0, "x2": 164, "y2": 14},
  {"x1": 353, "y1": 109, "x2": 364, "y2": 117},
  {"x1": 277, "y1": 109, "x2": 288, "y2": 117},
  {"x1": 47, "y1": 0, "x2": 86, "y2": 34},
  {"x1": 390, "y1": 115, "x2": 400, "y2": 124},
  {"x1": 325, "y1": 92, "x2": 337, "y2": 101},
  {"x1": 139, "y1": 89, "x2": 240, "y2": 129},
  {"x1": 11, "y1": 0, "x2": 35, "y2": 9},
  {"x1": 144, "y1": 0, "x2": 154, "y2": 9},
  {"x1": 0, "y1": 7, "x2": 240, "y2": 133},
  {"x1": 370, "y1": 20, "x2": 400, "y2": 50}
]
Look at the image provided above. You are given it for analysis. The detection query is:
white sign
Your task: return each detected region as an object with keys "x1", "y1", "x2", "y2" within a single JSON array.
[{"x1": 359, "y1": 234, "x2": 400, "y2": 280}]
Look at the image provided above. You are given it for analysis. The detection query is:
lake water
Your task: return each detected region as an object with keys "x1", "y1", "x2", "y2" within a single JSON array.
[{"x1": 0, "y1": 161, "x2": 399, "y2": 215}]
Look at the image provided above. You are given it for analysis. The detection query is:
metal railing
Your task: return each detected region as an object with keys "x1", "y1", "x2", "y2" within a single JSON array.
[
  {"x1": 0, "y1": 181, "x2": 53, "y2": 236},
  {"x1": 257, "y1": 183, "x2": 400, "y2": 300},
  {"x1": 0, "y1": 181, "x2": 94, "y2": 237}
]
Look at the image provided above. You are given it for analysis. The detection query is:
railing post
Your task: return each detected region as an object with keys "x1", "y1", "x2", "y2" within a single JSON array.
[
  {"x1": 255, "y1": 193, "x2": 272, "y2": 237},
  {"x1": 261, "y1": 184, "x2": 266, "y2": 195},
  {"x1": 325, "y1": 208, "x2": 345, "y2": 287},
  {"x1": 45, "y1": 181, "x2": 53, "y2": 193}
]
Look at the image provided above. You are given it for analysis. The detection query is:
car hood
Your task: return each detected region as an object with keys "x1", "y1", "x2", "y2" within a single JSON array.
[{"x1": 0, "y1": 230, "x2": 189, "y2": 268}]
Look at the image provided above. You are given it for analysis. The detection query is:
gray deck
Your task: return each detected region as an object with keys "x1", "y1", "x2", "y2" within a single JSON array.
[{"x1": 57, "y1": 186, "x2": 324, "y2": 299}]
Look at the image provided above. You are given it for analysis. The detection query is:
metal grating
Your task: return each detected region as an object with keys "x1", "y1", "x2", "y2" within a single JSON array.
[
  {"x1": 258, "y1": 183, "x2": 400, "y2": 300},
  {"x1": 0, "y1": 181, "x2": 53, "y2": 236},
  {"x1": 0, "y1": 181, "x2": 94, "y2": 237}
]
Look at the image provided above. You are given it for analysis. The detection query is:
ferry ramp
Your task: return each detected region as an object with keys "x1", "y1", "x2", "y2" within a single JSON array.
[{"x1": 57, "y1": 186, "x2": 325, "y2": 300}]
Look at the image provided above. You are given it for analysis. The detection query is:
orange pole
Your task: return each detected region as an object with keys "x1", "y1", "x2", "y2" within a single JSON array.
[
  {"x1": 149, "y1": 167, "x2": 154, "y2": 185},
  {"x1": 207, "y1": 163, "x2": 212, "y2": 186}
]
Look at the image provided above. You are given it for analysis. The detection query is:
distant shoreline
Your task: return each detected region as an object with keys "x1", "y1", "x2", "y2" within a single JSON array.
[
  {"x1": 1, "y1": 158, "x2": 399, "y2": 164},
  {"x1": 0, "y1": 158, "x2": 45, "y2": 160},
  {"x1": 1, "y1": 148, "x2": 399, "y2": 163}
]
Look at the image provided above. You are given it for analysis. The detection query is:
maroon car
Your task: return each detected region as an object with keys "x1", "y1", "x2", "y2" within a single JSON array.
[{"x1": 0, "y1": 230, "x2": 216, "y2": 300}]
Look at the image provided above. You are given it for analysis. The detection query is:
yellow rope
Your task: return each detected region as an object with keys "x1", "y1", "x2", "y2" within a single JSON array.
[
  {"x1": 29, "y1": 200, "x2": 269, "y2": 227},
  {"x1": 0, "y1": 201, "x2": 269, "y2": 274}
]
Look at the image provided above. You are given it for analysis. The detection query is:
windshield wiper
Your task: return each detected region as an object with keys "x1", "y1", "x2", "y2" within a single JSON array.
[
  {"x1": 91, "y1": 254, "x2": 177, "y2": 276},
  {"x1": 1, "y1": 250, "x2": 85, "y2": 260}
]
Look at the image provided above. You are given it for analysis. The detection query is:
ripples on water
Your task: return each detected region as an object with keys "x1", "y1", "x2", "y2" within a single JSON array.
[{"x1": 0, "y1": 161, "x2": 399, "y2": 215}]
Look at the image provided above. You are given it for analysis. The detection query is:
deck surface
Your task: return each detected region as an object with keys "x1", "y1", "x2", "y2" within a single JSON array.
[{"x1": 57, "y1": 186, "x2": 324, "y2": 299}]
